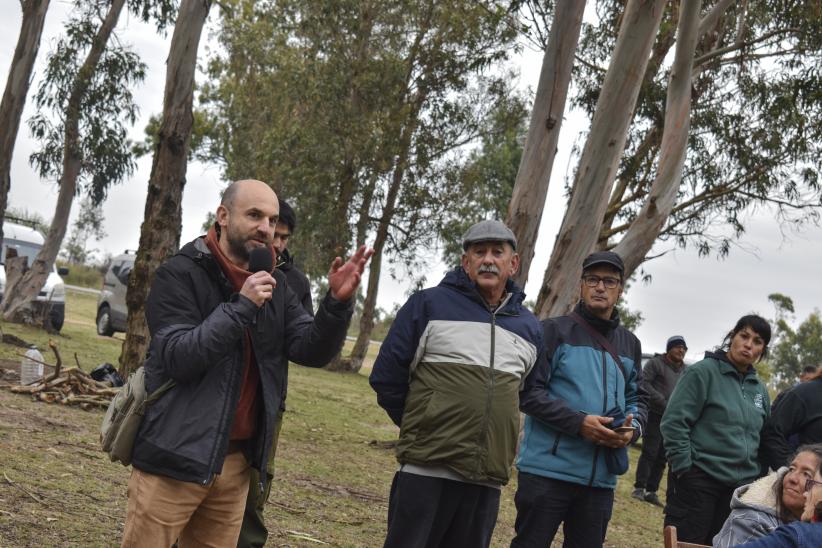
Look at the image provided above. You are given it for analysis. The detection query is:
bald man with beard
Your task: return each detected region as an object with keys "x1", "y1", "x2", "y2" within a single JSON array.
[{"x1": 121, "y1": 180, "x2": 373, "y2": 547}]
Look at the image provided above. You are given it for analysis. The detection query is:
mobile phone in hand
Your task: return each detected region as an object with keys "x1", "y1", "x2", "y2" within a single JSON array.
[{"x1": 613, "y1": 426, "x2": 636, "y2": 434}]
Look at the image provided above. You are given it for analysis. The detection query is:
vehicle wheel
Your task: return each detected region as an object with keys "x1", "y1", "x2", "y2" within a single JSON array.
[{"x1": 96, "y1": 305, "x2": 114, "y2": 336}]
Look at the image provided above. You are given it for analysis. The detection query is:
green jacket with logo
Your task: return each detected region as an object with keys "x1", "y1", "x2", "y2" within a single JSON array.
[{"x1": 661, "y1": 350, "x2": 770, "y2": 487}]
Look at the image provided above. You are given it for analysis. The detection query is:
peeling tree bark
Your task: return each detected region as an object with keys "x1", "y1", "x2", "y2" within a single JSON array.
[
  {"x1": 119, "y1": 0, "x2": 212, "y2": 376},
  {"x1": 1, "y1": 0, "x2": 125, "y2": 325},
  {"x1": 613, "y1": 0, "x2": 703, "y2": 278},
  {"x1": 0, "y1": 0, "x2": 50, "y2": 249},
  {"x1": 534, "y1": 0, "x2": 667, "y2": 319},
  {"x1": 506, "y1": 0, "x2": 586, "y2": 288}
]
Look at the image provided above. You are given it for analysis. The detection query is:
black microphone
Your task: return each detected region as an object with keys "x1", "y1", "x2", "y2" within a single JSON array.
[
  {"x1": 248, "y1": 246, "x2": 273, "y2": 273},
  {"x1": 248, "y1": 247, "x2": 274, "y2": 331}
]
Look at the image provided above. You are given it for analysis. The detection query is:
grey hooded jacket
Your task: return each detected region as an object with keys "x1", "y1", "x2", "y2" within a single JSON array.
[{"x1": 712, "y1": 468, "x2": 789, "y2": 548}]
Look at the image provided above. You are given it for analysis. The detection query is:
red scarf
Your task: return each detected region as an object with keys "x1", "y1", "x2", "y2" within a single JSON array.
[{"x1": 204, "y1": 226, "x2": 260, "y2": 441}]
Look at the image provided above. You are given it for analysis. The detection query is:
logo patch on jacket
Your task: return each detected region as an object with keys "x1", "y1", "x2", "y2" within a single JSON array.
[{"x1": 753, "y1": 393, "x2": 764, "y2": 409}]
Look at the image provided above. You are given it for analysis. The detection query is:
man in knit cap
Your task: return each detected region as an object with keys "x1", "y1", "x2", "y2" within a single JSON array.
[{"x1": 632, "y1": 335, "x2": 688, "y2": 506}]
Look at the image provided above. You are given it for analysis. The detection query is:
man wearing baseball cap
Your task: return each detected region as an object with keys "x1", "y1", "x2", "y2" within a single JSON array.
[
  {"x1": 370, "y1": 219, "x2": 545, "y2": 547},
  {"x1": 632, "y1": 335, "x2": 688, "y2": 507},
  {"x1": 513, "y1": 250, "x2": 648, "y2": 547}
]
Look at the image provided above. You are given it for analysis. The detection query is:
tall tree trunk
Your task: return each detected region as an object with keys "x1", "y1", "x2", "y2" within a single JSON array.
[
  {"x1": 534, "y1": 0, "x2": 667, "y2": 319},
  {"x1": 0, "y1": 0, "x2": 50, "y2": 248},
  {"x1": 506, "y1": 0, "x2": 586, "y2": 288},
  {"x1": 119, "y1": 0, "x2": 212, "y2": 376},
  {"x1": 342, "y1": 123, "x2": 415, "y2": 373},
  {"x1": 1, "y1": 0, "x2": 125, "y2": 325},
  {"x1": 612, "y1": 0, "x2": 702, "y2": 277},
  {"x1": 327, "y1": 3, "x2": 375, "y2": 260}
]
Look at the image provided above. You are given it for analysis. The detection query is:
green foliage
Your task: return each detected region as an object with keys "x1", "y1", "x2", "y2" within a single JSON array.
[
  {"x1": 26, "y1": 0, "x2": 161, "y2": 205},
  {"x1": 132, "y1": 110, "x2": 214, "y2": 160},
  {"x1": 768, "y1": 292, "x2": 795, "y2": 318},
  {"x1": 539, "y1": 0, "x2": 822, "y2": 256},
  {"x1": 200, "y1": 0, "x2": 522, "y2": 280},
  {"x1": 769, "y1": 309, "x2": 822, "y2": 390},
  {"x1": 437, "y1": 85, "x2": 529, "y2": 264},
  {"x1": 60, "y1": 196, "x2": 107, "y2": 264}
]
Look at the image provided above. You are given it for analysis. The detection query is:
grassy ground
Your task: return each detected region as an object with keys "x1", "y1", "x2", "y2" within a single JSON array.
[{"x1": 0, "y1": 289, "x2": 667, "y2": 547}]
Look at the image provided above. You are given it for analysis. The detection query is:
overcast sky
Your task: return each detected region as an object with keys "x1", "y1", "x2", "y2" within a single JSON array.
[{"x1": 2, "y1": 3, "x2": 821, "y2": 359}]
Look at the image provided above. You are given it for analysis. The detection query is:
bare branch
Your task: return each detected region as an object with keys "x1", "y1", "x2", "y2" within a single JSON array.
[{"x1": 693, "y1": 27, "x2": 801, "y2": 67}]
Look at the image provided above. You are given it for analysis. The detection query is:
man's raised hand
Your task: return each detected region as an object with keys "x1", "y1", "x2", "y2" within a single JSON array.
[{"x1": 328, "y1": 245, "x2": 375, "y2": 302}]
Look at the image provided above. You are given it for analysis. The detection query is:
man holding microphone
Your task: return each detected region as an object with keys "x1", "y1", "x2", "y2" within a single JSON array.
[{"x1": 121, "y1": 179, "x2": 372, "y2": 547}]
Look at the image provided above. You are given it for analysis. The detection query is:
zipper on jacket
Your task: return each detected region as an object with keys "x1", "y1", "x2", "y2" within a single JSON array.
[
  {"x1": 551, "y1": 433, "x2": 562, "y2": 455},
  {"x1": 476, "y1": 307, "x2": 497, "y2": 477},
  {"x1": 590, "y1": 349, "x2": 608, "y2": 486},
  {"x1": 203, "y1": 338, "x2": 244, "y2": 485}
]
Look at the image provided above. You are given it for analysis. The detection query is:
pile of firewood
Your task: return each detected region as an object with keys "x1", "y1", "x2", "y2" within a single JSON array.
[{"x1": 7, "y1": 340, "x2": 119, "y2": 410}]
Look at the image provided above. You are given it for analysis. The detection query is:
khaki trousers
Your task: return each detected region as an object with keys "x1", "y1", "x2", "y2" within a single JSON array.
[{"x1": 121, "y1": 451, "x2": 250, "y2": 548}]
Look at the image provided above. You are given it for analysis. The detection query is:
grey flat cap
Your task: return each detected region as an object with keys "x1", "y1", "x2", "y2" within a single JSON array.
[{"x1": 462, "y1": 220, "x2": 517, "y2": 250}]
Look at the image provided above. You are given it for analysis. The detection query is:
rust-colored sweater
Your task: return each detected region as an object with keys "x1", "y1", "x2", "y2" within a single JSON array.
[{"x1": 204, "y1": 227, "x2": 261, "y2": 441}]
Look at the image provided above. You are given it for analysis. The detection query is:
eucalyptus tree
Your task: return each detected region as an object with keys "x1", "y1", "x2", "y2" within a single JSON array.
[
  {"x1": 120, "y1": 0, "x2": 211, "y2": 375},
  {"x1": 201, "y1": 0, "x2": 523, "y2": 372},
  {"x1": 509, "y1": 1, "x2": 822, "y2": 318},
  {"x1": 505, "y1": 0, "x2": 586, "y2": 288},
  {"x1": 1, "y1": 0, "x2": 176, "y2": 325},
  {"x1": 0, "y1": 0, "x2": 50, "y2": 249}
]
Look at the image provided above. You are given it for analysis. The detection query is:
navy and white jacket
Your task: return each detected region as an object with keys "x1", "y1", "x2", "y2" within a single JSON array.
[
  {"x1": 517, "y1": 302, "x2": 648, "y2": 489},
  {"x1": 369, "y1": 267, "x2": 545, "y2": 485}
]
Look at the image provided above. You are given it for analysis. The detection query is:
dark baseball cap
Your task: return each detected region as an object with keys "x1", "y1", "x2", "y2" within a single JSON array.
[
  {"x1": 462, "y1": 220, "x2": 517, "y2": 250},
  {"x1": 582, "y1": 251, "x2": 624, "y2": 276}
]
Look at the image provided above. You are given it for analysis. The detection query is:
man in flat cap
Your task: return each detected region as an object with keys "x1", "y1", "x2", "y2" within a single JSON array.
[
  {"x1": 513, "y1": 251, "x2": 648, "y2": 548},
  {"x1": 369, "y1": 219, "x2": 545, "y2": 547},
  {"x1": 631, "y1": 335, "x2": 687, "y2": 507}
]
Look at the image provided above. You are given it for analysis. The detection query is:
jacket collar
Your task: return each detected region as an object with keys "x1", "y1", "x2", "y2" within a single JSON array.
[
  {"x1": 179, "y1": 237, "x2": 234, "y2": 299},
  {"x1": 439, "y1": 267, "x2": 526, "y2": 314},
  {"x1": 574, "y1": 301, "x2": 620, "y2": 337},
  {"x1": 706, "y1": 349, "x2": 759, "y2": 381}
]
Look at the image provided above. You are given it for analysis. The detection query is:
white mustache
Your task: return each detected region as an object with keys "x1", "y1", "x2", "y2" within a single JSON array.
[{"x1": 478, "y1": 265, "x2": 499, "y2": 275}]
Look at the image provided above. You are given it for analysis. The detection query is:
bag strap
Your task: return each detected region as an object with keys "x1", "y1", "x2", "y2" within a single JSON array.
[
  {"x1": 144, "y1": 379, "x2": 175, "y2": 405},
  {"x1": 569, "y1": 311, "x2": 627, "y2": 381}
]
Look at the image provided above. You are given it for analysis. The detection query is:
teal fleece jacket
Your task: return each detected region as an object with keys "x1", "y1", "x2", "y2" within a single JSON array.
[{"x1": 661, "y1": 351, "x2": 770, "y2": 488}]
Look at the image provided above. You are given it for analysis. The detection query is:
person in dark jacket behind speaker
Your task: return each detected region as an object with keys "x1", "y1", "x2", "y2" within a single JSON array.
[
  {"x1": 273, "y1": 199, "x2": 313, "y2": 317},
  {"x1": 121, "y1": 179, "x2": 373, "y2": 547},
  {"x1": 631, "y1": 336, "x2": 687, "y2": 507},
  {"x1": 237, "y1": 198, "x2": 316, "y2": 548}
]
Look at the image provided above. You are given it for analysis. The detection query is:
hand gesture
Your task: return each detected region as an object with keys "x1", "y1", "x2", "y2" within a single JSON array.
[
  {"x1": 240, "y1": 271, "x2": 277, "y2": 308},
  {"x1": 327, "y1": 245, "x2": 375, "y2": 302}
]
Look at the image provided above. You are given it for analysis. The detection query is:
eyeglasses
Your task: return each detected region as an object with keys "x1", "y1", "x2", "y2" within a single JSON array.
[
  {"x1": 805, "y1": 478, "x2": 822, "y2": 492},
  {"x1": 582, "y1": 275, "x2": 621, "y2": 289}
]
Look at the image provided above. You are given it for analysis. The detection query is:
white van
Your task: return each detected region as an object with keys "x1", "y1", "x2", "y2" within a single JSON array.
[{"x1": 0, "y1": 221, "x2": 69, "y2": 331}]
